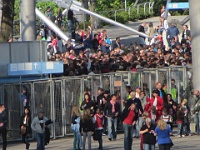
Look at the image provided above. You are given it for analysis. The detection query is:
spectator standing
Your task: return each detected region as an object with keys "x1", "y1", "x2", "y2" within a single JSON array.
[
  {"x1": 22, "y1": 87, "x2": 29, "y2": 109},
  {"x1": 156, "y1": 82, "x2": 167, "y2": 103},
  {"x1": 160, "y1": 5, "x2": 165, "y2": 27},
  {"x1": 71, "y1": 105, "x2": 82, "y2": 150},
  {"x1": 160, "y1": 108, "x2": 173, "y2": 130},
  {"x1": 181, "y1": 99, "x2": 191, "y2": 136},
  {"x1": 93, "y1": 108, "x2": 104, "y2": 150},
  {"x1": 176, "y1": 105, "x2": 185, "y2": 138},
  {"x1": 92, "y1": 33, "x2": 100, "y2": 52},
  {"x1": 45, "y1": 6, "x2": 55, "y2": 24},
  {"x1": 126, "y1": 91, "x2": 143, "y2": 138},
  {"x1": 68, "y1": 9, "x2": 74, "y2": 38},
  {"x1": 103, "y1": 90, "x2": 110, "y2": 135},
  {"x1": 97, "y1": 88, "x2": 106, "y2": 111},
  {"x1": 150, "y1": 90, "x2": 164, "y2": 122},
  {"x1": 56, "y1": 8, "x2": 62, "y2": 28},
  {"x1": 80, "y1": 93, "x2": 95, "y2": 114},
  {"x1": 0, "y1": 104, "x2": 7, "y2": 150},
  {"x1": 147, "y1": 22, "x2": 156, "y2": 44},
  {"x1": 138, "y1": 22, "x2": 146, "y2": 43},
  {"x1": 113, "y1": 37, "x2": 121, "y2": 49},
  {"x1": 135, "y1": 87, "x2": 141, "y2": 99},
  {"x1": 140, "y1": 91, "x2": 149, "y2": 110},
  {"x1": 182, "y1": 25, "x2": 191, "y2": 42},
  {"x1": 164, "y1": 94, "x2": 175, "y2": 121},
  {"x1": 20, "y1": 107, "x2": 31, "y2": 150},
  {"x1": 140, "y1": 118, "x2": 156, "y2": 150},
  {"x1": 31, "y1": 109, "x2": 48, "y2": 150},
  {"x1": 104, "y1": 94, "x2": 120, "y2": 141},
  {"x1": 51, "y1": 34, "x2": 58, "y2": 55},
  {"x1": 192, "y1": 90, "x2": 200, "y2": 135},
  {"x1": 80, "y1": 109, "x2": 94, "y2": 150},
  {"x1": 154, "y1": 119, "x2": 172, "y2": 150},
  {"x1": 167, "y1": 23, "x2": 180, "y2": 45},
  {"x1": 122, "y1": 103, "x2": 137, "y2": 150}
]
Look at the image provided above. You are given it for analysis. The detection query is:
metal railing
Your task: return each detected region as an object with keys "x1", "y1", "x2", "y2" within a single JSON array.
[{"x1": 137, "y1": 2, "x2": 155, "y2": 14}]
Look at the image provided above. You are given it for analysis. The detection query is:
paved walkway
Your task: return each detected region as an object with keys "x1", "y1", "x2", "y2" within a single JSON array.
[{"x1": 5, "y1": 133, "x2": 200, "y2": 150}]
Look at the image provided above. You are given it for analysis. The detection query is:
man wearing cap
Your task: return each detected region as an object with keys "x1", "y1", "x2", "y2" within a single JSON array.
[{"x1": 31, "y1": 109, "x2": 48, "y2": 150}]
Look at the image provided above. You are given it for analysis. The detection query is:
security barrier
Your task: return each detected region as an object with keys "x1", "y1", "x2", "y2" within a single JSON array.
[{"x1": 0, "y1": 66, "x2": 193, "y2": 140}]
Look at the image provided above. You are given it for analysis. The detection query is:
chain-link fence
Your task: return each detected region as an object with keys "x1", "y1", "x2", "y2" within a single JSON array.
[
  {"x1": 64, "y1": 78, "x2": 82, "y2": 135},
  {"x1": 53, "y1": 81, "x2": 64, "y2": 137}
]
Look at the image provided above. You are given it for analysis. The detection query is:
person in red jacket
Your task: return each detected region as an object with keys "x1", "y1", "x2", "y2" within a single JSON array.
[
  {"x1": 150, "y1": 90, "x2": 164, "y2": 123},
  {"x1": 122, "y1": 103, "x2": 137, "y2": 150},
  {"x1": 93, "y1": 108, "x2": 104, "y2": 150}
]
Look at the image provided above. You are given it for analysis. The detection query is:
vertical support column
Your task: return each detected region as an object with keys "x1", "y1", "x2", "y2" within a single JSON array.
[
  {"x1": 190, "y1": 0, "x2": 200, "y2": 90},
  {"x1": 20, "y1": 0, "x2": 36, "y2": 41},
  {"x1": 164, "y1": 0, "x2": 171, "y2": 20}
]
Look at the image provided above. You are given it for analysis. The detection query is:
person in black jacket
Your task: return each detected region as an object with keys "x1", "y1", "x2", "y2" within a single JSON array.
[
  {"x1": 80, "y1": 93, "x2": 95, "y2": 114},
  {"x1": 122, "y1": 103, "x2": 137, "y2": 150},
  {"x1": 140, "y1": 118, "x2": 156, "y2": 150},
  {"x1": 156, "y1": 82, "x2": 167, "y2": 104},
  {"x1": 104, "y1": 94, "x2": 120, "y2": 141},
  {"x1": 20, "y1": 107, "x2": 31, "y2": 150},
  {"x1": 68, "y1": 9, "x2": 73, "y2": 38},
  {"x1": 182, "y1": 25, "x2": 191, "y2": 41},
  {"x1": 80, "y1": 109, "x2": 94, "y2": 150},
  {"x1": 0, "y1": 104, "x2": 7, "y2": 150},
  {"x1": 113, "y1": 37, "x2": 121, "y2": 49},
  {"x1": 138, "y1": 22, "x2": 146, "y2": 42},
  {"x1": 56, "y1": 8, "x2": 62, "y2": 28},
  {"x1": 126, "y1": 91, "x2": 143, "y2": 138},
  {"x1": 97, "y1": 88, "x2": 106, "y2": 111}
]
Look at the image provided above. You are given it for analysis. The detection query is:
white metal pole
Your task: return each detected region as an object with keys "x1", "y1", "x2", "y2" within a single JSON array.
[{"x1": 72, "y1": 4, "x2": 148, "y2": 38}]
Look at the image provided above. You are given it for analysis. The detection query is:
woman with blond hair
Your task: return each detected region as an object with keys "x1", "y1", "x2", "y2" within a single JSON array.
[
  {"x1": 71, "y1": 105, "x2": 82, "y2": 150},
  {"x1": 154, "y1": 119, "x2": 172, "y2": 150},
  {"x1": 80, "y1": 109, "x2": 94, "y2": 150}
]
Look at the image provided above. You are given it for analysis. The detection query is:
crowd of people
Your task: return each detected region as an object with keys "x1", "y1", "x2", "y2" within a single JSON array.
[
  {"x1": 70, "y1": 81, "x2": 200, "y2": 150},
  {"x1": 36, "y1": 6, "x2": 192, "y2": 76}
]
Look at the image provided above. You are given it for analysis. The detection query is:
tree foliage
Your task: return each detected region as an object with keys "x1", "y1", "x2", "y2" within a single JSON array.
[{"x1": 14, "y1": 0, "x2": 60, "y2": 21}]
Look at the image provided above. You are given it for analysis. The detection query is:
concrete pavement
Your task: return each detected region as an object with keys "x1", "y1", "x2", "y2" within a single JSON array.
[{"x1": 5, "y1": 133, "x2": 200, "y2": 150}]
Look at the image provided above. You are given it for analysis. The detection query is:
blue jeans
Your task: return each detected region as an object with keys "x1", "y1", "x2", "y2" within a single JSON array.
[
  {"x1": 194, "y1": 113, "x2": 200, "y2": 134},
  {"x1": 107, "y1": 117, "x2": 117, "y2": 139},
  {"x1": 123, "y1": 124, "x2": 133, "y2": 150},
  {"x1": 177, "y1": 123, "x2": 183, "y2": 136},
  {"x1": 133, "y1": 117, "x2": 143, "y2": 137},
  {"x1": 73, "y1": 131, "x2": 82, "y2": 150},
  {"x1": 68, "y1": 20, "x2": 73, "y2": 38},
  {"x1": 143, "y1": 144, "x2": 155, "y2": 150},
  {"x1": 36, "y1": 133, "x2": 45, "y2": 150},
  {"x1": 96, "y1": 129, "x2": 103, "y2": 149}
]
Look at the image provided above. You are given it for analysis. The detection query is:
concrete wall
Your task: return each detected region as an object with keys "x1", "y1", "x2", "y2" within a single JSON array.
[{"x1": 0, "y1": 41, "x2": 47, "y2": 77}]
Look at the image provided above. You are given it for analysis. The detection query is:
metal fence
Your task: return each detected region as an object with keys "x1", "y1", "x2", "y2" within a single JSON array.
[{"x1": 0, "y1": 66, "x2": 193, "y2": 141}]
